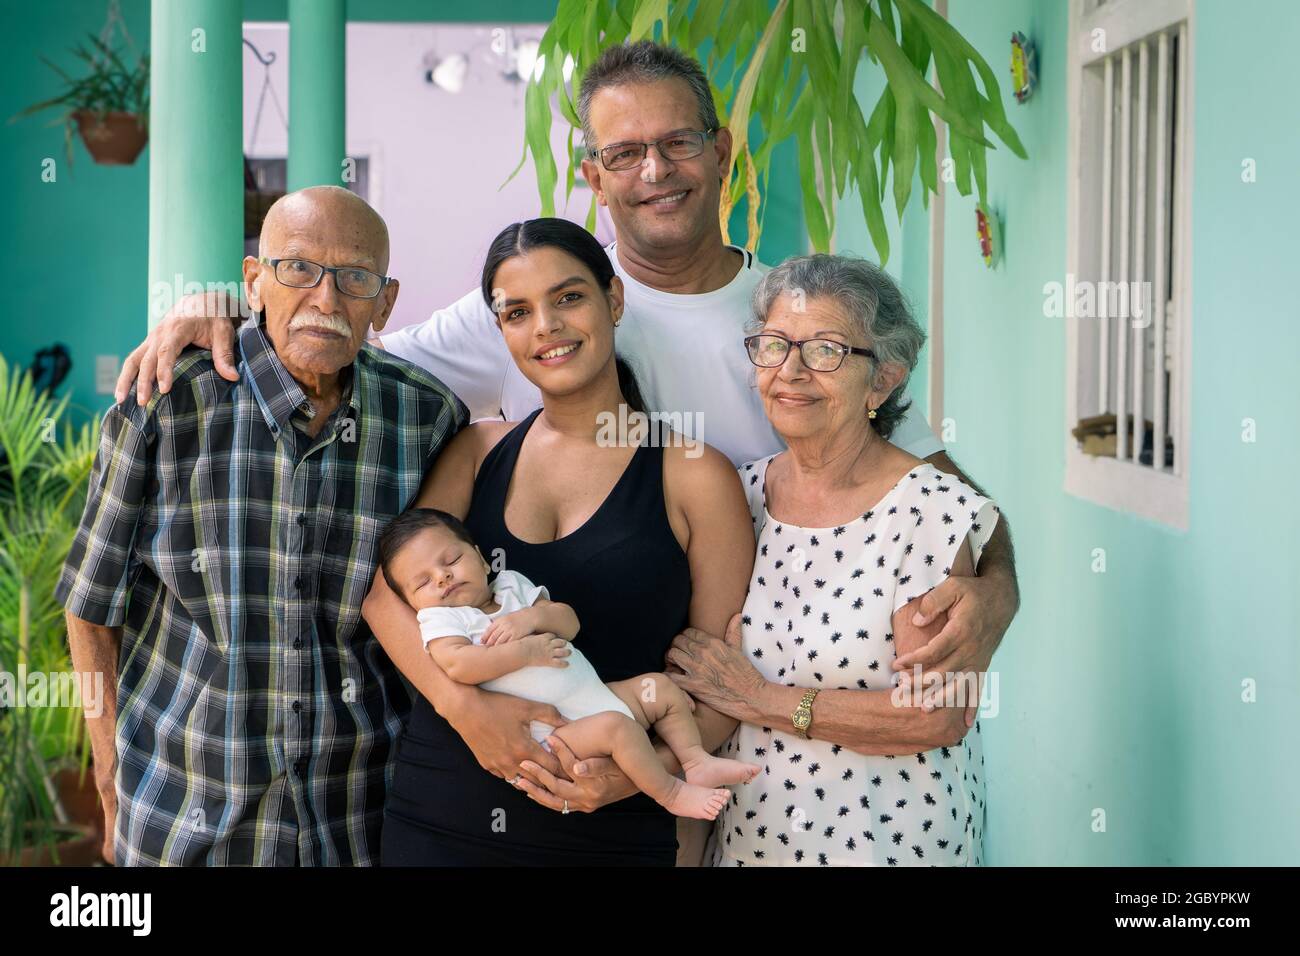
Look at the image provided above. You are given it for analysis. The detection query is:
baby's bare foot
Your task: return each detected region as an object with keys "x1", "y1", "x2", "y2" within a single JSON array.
[
  {"x1": 662, "y1": 783, "x2": 731, "y2": 821},
  {"x1": 683, "y1": 755, "x2": 761, "y2": 787}
]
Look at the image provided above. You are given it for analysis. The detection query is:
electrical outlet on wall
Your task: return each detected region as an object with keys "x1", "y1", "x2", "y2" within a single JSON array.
[{"x1": 96, "y1": 355, "x2": 121, "y2": 395}]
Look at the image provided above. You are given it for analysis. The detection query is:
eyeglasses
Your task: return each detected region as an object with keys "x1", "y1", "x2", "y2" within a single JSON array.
[
  {"x1": 590, "y1": 128, "x2": 718, "y2": 171},
  {"x1": 259, "y1": 257, "x2": 392, "y2": 299},
  {"x1": 744, "y1": 333, "x2": 876, "y2": 373}
]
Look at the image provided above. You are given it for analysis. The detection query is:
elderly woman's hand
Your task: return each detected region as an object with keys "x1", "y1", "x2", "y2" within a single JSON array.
[
  {"x1": 515, "y1": 736, "x2": 638, "y2": 813},
  {"x1": 665, "y1": 613, "x2": 767, "y2": 720},
  {"x1": 892, "y1": 570, "x2": 1016, "y2": 711}
]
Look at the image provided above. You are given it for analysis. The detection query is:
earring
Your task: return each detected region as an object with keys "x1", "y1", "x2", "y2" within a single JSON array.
[{"x1": 868, "y1": 406, "x2": 878, "y2": 420}]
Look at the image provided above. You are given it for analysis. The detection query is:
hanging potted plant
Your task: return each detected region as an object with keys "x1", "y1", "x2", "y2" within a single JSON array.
[
  {"x1": 12, "y1": 32, "x2": 149, "y2": 167},
  {"x1": 243, "y1": 38, "x2": 287, "y2": 240}
]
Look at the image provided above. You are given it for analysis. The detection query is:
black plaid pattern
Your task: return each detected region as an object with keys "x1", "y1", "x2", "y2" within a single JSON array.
[{"x1": 57, "y1": 320, "x2": 466, "y2": 865}]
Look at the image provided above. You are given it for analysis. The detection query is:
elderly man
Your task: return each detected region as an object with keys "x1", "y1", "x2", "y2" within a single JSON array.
[
  {"x1": 59, "y1": 186, "x2": 466, "y2": 866},
  {"x1": 112, "y1": 41, "x2": 1018, "y2": 865}
]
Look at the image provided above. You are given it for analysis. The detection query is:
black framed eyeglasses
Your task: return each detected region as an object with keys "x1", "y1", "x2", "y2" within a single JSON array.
[
  {"x1": 590, "y1": 127, "x2": 718, "y2": 171},
  {"x1": 744, "y1": 333, "x2": 876, "y2": 373},
  {"x1": 259, "y1": 257, "x2": 392, "y2": 299}
]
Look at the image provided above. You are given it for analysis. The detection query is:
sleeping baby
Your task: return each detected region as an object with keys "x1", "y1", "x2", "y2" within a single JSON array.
[{"x1": 377, "y1": 508, "x2": 759, "y2": 821}]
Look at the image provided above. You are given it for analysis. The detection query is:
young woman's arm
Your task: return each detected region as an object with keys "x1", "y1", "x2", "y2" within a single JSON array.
[{"x1": 661, "y1": 443, "x2": 755, "y2": 763}]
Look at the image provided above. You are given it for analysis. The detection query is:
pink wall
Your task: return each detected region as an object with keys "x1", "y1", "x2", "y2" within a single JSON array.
[{"x1": 242, "y1": 22, "x2": 613, "y2": 332}]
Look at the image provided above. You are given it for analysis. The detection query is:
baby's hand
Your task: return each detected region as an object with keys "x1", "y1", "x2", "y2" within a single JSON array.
[
  {"x1": 523, "y1": 633, "x2": 571, "y2": 669},
  {"x1": 481, "y1": 609, "x2": 538, "y2": 646}
]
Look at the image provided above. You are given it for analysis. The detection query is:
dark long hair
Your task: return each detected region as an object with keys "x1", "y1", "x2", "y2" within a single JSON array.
[{"x1": 480, "y1": 218, "x2": 646, "y2": 414}]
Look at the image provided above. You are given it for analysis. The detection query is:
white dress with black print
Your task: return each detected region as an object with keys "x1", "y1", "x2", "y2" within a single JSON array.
[{"x1": 713, "y1": 453, "x2": 1000, "y2": 867}]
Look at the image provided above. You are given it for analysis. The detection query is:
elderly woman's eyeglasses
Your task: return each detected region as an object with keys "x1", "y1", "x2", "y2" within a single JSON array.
[
  {"x1": 590, "y1": 128, "x2": 718, "y2": 171},
  {"x1": 744, "y1": 333, "x2": 876, "y2": 373},
  {"x1": 259, "y1": 257, "x2": 391, "y2": 299}
]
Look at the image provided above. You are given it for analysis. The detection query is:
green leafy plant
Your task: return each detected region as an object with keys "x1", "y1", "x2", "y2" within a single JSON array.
[
  {"x1": 513, "y1": 0, "x2": 1026, "y2": 262},
  {"x1": 0, "y1": 355, "x2": 99, "y2": 863},
  {"x1": 10, "y1": 33, "x2": 150, "y2": 165}
]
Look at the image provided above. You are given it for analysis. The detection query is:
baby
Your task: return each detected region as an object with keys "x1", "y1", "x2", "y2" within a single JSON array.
[{"x1": 377, "y1": 508, "x2": 759, "y2": 820}]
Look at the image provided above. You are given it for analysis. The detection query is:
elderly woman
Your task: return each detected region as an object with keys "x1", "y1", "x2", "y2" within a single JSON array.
[{"x1": 668, "y1": 254, "x2": 1000, "y2": 866}]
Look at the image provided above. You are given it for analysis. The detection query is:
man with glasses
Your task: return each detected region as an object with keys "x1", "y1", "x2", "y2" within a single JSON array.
[
  {"x1": 112, "y1": 41, "x2": 1019, "y2": 865},
  {"x1": 593, "y1": 126, "x2": 719, "y2": 171},
  {"x1": 60, "y1": 186, "x2": 467, "y2": 865}
]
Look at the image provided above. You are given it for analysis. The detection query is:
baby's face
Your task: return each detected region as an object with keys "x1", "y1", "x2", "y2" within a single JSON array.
[{"x1": 388, "y1": 525, "x2": 491, "y2": 612}]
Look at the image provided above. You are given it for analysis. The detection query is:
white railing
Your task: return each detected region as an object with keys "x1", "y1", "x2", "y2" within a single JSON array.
[{"x1": 1090, "y1": 21, "x2": 1185, "y2": 474}]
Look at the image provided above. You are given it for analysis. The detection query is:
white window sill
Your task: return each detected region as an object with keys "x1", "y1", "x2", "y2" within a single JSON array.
[{"x1": 1064, "y1": 447, "x2": 1189, "y2": 530}]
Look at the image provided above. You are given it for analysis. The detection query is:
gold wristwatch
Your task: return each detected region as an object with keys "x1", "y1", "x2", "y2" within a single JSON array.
[{"x1": 791, "y1": 689, "x2": 819, "y2": 738}]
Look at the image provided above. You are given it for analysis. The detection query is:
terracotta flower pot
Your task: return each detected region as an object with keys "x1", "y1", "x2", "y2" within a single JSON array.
[
  {"x1": 52, "y1": 766, "x2": 107, "y2": 841},
  {"x1": 0, "y1": 766, "x2": 110, "y2": 866},
  {"x1": 72, "y1": 109, "x2": 147, "y2": 165},
  {"x1": 0, "y1": 824, "x2": 101, "y2": 867}
]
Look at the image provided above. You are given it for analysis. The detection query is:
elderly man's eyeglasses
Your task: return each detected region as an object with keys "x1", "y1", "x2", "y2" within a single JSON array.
[
  {"x1": 590, "y1": 128, "x2": 718, "y2": 171},
  {"x1": 260, "y1": 257, "x2": 391, "y2": 299},
  {"x1": 745, "y1": 333, "x2": 876, "y2": 373}
]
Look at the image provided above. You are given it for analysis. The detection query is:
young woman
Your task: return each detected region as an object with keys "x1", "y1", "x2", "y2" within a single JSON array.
[{"x1": 362, "y1": 218, "x2": 754, "y2": 865}]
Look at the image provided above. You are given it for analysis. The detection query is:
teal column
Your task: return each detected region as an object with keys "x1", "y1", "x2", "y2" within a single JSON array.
[
  {"x1": 288, "y1": 0, "x2": 346, "y2": 189},
  {"x1": 147, "y1": 0, "x2": 243, "y2": 330}
]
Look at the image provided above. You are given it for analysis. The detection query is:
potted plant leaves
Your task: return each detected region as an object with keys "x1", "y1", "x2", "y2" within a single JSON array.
[
  {"x1": 0, "y1": 355, "x2": 103, "y2": 865},
  {"x1": 12, "y1": 32, "x2": 149, "y2": 167}
]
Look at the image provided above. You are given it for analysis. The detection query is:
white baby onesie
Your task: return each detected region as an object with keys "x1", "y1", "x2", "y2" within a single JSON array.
[{"x1": 416, "y1": 569, "x2": 635, "y2": 744}]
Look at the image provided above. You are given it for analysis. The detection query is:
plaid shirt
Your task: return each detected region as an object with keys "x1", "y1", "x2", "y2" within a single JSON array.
[{"x1": 57, "y1": 320, "x2": 466, "y2": 866}]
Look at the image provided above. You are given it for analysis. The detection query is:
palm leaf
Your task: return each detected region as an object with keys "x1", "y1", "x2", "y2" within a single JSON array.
[
  {"x1": 513, "y1": 0, "x2": 1027, "y2": 260},
  {"x1": 0, "y1": 350, "x2": 96, "y2": 862}
]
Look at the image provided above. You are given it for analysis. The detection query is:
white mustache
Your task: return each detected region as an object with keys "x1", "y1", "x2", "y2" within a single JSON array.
[{"x1": 289, "y1": 312, "x2": 351, "y2": 337}]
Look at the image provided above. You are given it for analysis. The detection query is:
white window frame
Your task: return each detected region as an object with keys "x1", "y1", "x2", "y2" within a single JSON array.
[{"x1": 1064, "y1": 0, "x2": 1195, "y2": 530}]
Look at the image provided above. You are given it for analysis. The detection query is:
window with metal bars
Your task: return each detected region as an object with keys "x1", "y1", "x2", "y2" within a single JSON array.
[{"x1": 1065, "y1": 0, "x2": 1193, "y2": 529}]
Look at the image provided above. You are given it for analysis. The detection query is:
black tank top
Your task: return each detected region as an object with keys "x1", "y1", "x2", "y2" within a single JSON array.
[{"x1": 385, "y1": 408, "x2": 692, "y2": 864}]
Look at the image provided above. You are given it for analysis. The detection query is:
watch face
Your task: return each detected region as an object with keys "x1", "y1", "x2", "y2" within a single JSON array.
[{"x1": 793, "y1": 711, "x2": 810, "y2": 729}]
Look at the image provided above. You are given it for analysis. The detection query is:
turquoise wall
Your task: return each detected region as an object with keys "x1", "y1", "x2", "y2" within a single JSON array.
[
  {"x1": 835, "y1": 61, "x2": 933, "y2": 421},
  {"x1": 1, "y1": 0, "x2": 152, "y2": 423},
  {"x1": 843, "y1": 0, "x2": 1299, "y2": 863},
  {"x1": 1161, "y1": 0, "x2": 1298, "y2": 864}
]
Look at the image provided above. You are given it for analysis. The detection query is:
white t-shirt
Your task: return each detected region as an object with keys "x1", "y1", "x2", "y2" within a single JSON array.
[{"x1": 382, "y1": 241, "x2": 943, "y2": 467}]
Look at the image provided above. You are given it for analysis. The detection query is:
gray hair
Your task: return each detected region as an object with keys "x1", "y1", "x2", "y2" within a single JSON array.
[
  {"x1": 749, "y1": 254, "x2": 926, "y2": 440},
  {"x1": 577, "y1": 40, "x2": 719, "y2": 155}
]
